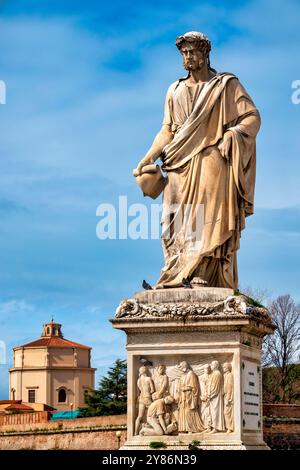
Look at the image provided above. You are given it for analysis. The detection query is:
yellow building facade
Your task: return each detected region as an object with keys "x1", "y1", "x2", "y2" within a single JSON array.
[{"x1": 9, "y1": 321, "x2": 96, "y2": 411}]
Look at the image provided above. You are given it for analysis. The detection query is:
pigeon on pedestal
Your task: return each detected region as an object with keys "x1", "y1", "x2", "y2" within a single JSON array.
[{"x1": 142, "y1": 280, "x2": 153, "y2": 290}]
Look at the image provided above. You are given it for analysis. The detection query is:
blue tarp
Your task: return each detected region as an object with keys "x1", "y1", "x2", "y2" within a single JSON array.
[{"x1": 50, "y1": 411, "x2": 80, "y2": 420}]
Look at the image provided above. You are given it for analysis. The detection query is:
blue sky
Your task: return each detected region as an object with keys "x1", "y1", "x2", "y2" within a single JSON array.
[{"x1": 0, "y1": 0, "x2": 300, "y2": 399}]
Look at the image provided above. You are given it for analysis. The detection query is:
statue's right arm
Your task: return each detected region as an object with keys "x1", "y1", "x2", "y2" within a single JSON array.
[{"x1": 134, "y1": 124, "x2": 173, "y2": 175}]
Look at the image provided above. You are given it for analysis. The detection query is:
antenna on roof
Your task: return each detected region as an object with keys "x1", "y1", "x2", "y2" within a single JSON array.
[{"x1": 51, "y1": 315, "x2": 54, "y2": 322}]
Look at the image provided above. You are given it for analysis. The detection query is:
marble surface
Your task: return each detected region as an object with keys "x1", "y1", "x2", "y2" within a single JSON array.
[{"x1": 135, "y1": 287, "x2": 234, "y2": 304}]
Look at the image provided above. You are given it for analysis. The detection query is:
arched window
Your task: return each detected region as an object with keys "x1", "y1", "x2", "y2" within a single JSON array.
[
  {"x1": 52, "y1": 327, "x2": 56, "y2": 335},
  {"x1": 47, "y1": 327, "x2": 51, "y2": 335},
  {"x1": 58, "y1": 388, "x2": 67, "y2": 403}
]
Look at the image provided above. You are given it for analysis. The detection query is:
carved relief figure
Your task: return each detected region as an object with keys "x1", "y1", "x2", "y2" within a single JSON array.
[
  {"x1": 223, "y1": 362, "x2": 234, "y2": 433},
  {"x1": 134, "y1": 366, "x2": 155, "y2": 435},
  {"x1": 153, "y1": 364, "x2": 169, "y2": 400},
  {"x1": 139, "y1": 396, "x2": 177, "y2": 436},
  {"x1": 200, "y1": 363, "x2": 212, "y2": 430},
  {"x1": 177, "y1": 361, "x2": 205, "y2": 433},
  {"x1": 134, "y1": 357, "x2": 235, "y2": 436},
  {"x1": 207, "y1": 360, "x2": 225, "y2": 433}
]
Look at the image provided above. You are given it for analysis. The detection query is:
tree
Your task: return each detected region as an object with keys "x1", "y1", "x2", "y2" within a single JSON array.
[
  {"x1": 263, "y1": 295, "x2": 300, "y2": 402},
  {"x1": 80, "y1": 359, "x2": 127, "y2": 416},
  {"x1": 238, "y1": 285, "x2": 271, "y2": 307}
]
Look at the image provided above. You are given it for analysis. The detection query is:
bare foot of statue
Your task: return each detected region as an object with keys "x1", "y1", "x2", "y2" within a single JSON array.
[
  {"x1": 190, "y1": 277, "x2": 208, "y2": 287},
  {"x1": 207, "y1": 428, "x2": 217, "y2": 434}
]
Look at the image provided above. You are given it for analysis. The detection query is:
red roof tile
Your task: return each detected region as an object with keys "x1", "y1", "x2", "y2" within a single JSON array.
[
  {"x1": 0, "y1": 400, "x2": 22, "y2": 405},
  {"x1": 17, "y1": 337, "x2": 91, "y2": 350},
  {"x1": 5, "y1": 404, "x2": 34, "y2": 411}
]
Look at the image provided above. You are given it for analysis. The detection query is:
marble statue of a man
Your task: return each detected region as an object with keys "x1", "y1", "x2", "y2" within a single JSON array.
[
  {"x1": 139, "y1": 395, "x2": 177, "y2": 436},
  {"x1": 177, "y1": 361, "x2": 205, "y2": 433},
  {"x1": 200, "y1": 363, "x2": 212, "y2": 430},
  {"x1": 207, "y1": 360, "x2": 226, "y2": 433},
  {"x1": 223, "y1": 362, "x2": 234, "y2": 433},
  {"x1": 153, "y1": 364, "x2": 169, "y2": 400},
  {"x1": 134, "y1": 365, "x2": 155, "y2": 435},
  {"x1": 135, "y1": 31, "x2": 260, "y2": 289}
]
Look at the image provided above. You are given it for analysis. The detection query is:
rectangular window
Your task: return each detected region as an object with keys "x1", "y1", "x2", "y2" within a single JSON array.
[{"x1": 28, "y1": 389, "x2": 36, "y2": 403}]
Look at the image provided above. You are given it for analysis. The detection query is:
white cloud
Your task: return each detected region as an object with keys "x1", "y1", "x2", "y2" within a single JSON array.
[{"x1": 0, "y1": 299, "x2": 35, "y2": 316}]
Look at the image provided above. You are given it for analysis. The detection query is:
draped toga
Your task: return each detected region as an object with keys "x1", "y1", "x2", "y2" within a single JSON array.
[
  {"x1": 208, "y1": 368, "x2": 226, "y2": 432},
  {"x1": 223, "y1": 370, "x2": 234, "y2": 431},
  {"x1": 178, "y1": 369, "x2": 205, "y2": 432},
  {"x1": 156, "y1": 72, "x2": 261, "y2": 288}
]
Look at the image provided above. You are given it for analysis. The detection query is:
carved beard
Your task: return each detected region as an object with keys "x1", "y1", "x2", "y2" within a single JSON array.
[{"x1": 183, "y1": 56, "x2": 206, "y2": 72}]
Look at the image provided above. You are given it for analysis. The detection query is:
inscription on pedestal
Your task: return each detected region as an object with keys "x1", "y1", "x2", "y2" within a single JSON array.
[{"x1": 242, "y1": 360, "x2": 260, "y2": 430}]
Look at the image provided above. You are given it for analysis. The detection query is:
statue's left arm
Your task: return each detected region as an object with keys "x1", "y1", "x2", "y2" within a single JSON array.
[
  {"x1": 219, "y1": 77, "x2": 261, "y2": 217},
  {"x1": 219, "y1": 78, "x2": 261, "y2": 160}
]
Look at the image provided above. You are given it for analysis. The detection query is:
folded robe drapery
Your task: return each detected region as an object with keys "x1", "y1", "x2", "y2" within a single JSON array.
[{"x1": 156, "y1": 73, "x2": 261, "y2": 288}]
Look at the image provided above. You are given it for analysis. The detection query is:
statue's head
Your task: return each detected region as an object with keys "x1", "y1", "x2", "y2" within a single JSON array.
[
  {"x1": 211, "y1": 360, "x2": 220, "y2": 370},
  {"x1": 223, "y1": 362, "x2": 232, "y2": 373},
  {"x1": 157, "y1": 364, "x2": 166, "y2": 375},
  {"x1": 164, "y1": 395, "x2": 174, "y2": 405},
  {"x1": 139, "y1": 365, "x2": 147, "y2": 376},
  {"x1": 178, "y1": 360, "x2": 190, "y2": 372},
  {"x1": 176, "y1": 31, "x2": 212, "y2": 72}
]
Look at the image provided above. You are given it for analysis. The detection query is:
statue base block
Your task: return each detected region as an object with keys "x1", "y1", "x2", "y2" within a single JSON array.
[
  {"x1": 112, "y1": 287, "x2": 274, "y2": 451},
  {"x1": 120, "y1": 437, "x2": 269, "y2": 451}
]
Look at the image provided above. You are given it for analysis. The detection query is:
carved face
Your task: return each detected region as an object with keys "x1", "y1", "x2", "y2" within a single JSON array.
[
  {"x1": 223, "y1": 363, "x2": 232, "y2": 373},
  {"x1": 164, "y1": 395, "x2": 174, "y2": 405},
  {"x1": 157, "y1": 365, "x2": 165, "y2": 375},
  {"x1": 180, "y1": 43, "x2": 206, "y2": 71},
  {"x1": 211, "y1": 360, "x2": 219, "y2": 370},
  {"x1": 179, "y1": 361, "x2": 189, "y2": 372},
  {"x1": 139, "y1": 366, "x2": 147, "y2": 376},
  {"x1": 204, "y1": 364, "x2": 211, "y2": 374}
]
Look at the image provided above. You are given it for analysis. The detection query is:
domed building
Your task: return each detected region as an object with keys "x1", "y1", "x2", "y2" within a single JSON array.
[{"x1": 9, "y1": 321, "x2": 96, "y2": 411}]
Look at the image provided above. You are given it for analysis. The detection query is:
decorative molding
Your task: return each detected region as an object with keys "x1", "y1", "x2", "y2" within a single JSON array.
[{"x1": 115, "y1": 295, "x2": 272, "y2": 324}]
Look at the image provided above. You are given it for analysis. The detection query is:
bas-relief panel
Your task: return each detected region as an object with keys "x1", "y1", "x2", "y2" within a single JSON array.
[{"x1": 133, "y1": 354, "x2": 234, "y2": 436}]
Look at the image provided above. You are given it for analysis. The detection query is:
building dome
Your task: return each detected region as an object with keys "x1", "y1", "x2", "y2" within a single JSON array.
[{"x1": 9, "y1": 320, "x2": 96, "y2": 411}]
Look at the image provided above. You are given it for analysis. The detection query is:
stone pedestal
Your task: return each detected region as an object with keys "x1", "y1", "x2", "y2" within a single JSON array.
[{"x1": 112, "y1": 288, "x2": 275, "y2": 450}]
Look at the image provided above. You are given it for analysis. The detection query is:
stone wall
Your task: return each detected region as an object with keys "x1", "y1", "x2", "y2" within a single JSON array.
[
  {"x1": 263, "y1": 404, "x2": 300, "y2": 418},
  {"x1": 262, "y1": 403, "x2": 300, "y2": 448},
  {"x1": 0, "y1": 413, "x2": 126, "y2": 433},
  {"x1": 1, "y1": 413, "x2": 300, "y2": 450},
  {"x1": 0, "y1": 415, "x2": 127, "y2": 450},
  {"x1": 0, "y1": 429, "x2": 127, "y2": 450},
  {"x1": 0, "y1": 411, "x2": 51, "y2": 427},
  {"x1": 264, "y1": 420, "x2": 300, "y2": 450}
]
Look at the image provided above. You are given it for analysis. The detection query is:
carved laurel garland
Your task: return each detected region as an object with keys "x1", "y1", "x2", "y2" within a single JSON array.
[{"x1": 115, "y1": 295, "x2": 270, "y2": 322}]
